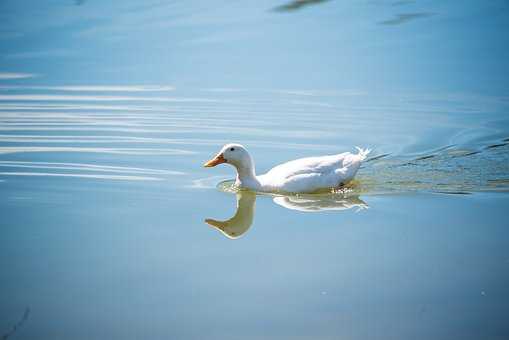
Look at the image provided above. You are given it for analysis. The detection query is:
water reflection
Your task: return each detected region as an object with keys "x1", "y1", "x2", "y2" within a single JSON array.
[
  {"x1": 273, "y1": 194, "x2": 367, "y2": 212},
  {"x1": 1, "y1": 307, "x2": 30, "y2": 340},
  {"x1": 272, "y1": 0, "x2": 331, "y2": 12},
  {"x1": 379, "y1": 12, "x2": 435, "y2": 26},
  {"x1": 391, "y1": 0, "x2": 416, "y2": 6},
  {"x1": 205, "y1": 190, "x2": 368, "y2": 239},
  {"x1": 205, "y1": 191, "x2": 256, "y2": 239}
]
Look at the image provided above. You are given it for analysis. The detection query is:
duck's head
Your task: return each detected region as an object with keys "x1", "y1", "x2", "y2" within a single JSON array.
[{"x1": 203, "y1": 143, "x2": 251, "y2": 169}]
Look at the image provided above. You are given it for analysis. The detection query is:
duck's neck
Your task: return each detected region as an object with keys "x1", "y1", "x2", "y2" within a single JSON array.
[{"x1": 234, "y1": 158, "x2": 260, "y2": 190}]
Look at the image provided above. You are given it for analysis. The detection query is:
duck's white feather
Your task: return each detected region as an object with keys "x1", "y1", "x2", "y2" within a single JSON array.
[{"x1": 257, "y1": 149, "x2": 369, "y2": 193}]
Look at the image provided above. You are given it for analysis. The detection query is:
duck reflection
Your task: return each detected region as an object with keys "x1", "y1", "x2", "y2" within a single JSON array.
[
  {"x1": 205, "y1": 191, "x2": 368, "y2": 239},
  {"x1": 273, "y1": 194, "x2": 368, "y2": 212},
  {"x1": 205, "y1": 191, "x2": 257, "y2": 239}
]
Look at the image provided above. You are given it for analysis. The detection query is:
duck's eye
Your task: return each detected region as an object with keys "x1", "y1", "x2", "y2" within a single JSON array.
[{"x1": 230, "y1": 147, "x2": 235, "y2": 151}]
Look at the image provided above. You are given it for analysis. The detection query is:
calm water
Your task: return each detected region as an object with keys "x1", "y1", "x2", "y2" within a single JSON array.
[{"x1": 1, "y1": 1, "x2": 509, "y2": 339}]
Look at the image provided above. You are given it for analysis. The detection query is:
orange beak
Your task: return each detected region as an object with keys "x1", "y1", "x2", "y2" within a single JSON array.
[{"x1": 203, "y1": 153, "x2": 226, "y2": 167}]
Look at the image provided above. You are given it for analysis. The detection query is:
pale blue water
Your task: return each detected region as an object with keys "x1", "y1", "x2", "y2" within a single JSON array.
[{"x1": 1, "y1": 1, "x2": 509, "y2": 339}]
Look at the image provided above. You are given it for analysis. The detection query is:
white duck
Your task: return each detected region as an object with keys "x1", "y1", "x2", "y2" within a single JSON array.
[{"x1": 204, "y1": 144, "x2": 370, "y2": 193}]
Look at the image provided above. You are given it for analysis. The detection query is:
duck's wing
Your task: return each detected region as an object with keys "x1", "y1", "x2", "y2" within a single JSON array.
[
  {"x1": 257, "y1": 149, "x2": 371, "y2": 193},
  {"x1": 264, "y1": 152, "x2": 351, "y2": 180},
  {"x1": 258, "y1": 151, "x2": 367, "y2": 192}
]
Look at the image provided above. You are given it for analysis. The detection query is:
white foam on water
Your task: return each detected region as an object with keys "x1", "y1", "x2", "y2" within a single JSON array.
[{"x1": 188, "y1": 175, "x2": 231, "y2": 189}]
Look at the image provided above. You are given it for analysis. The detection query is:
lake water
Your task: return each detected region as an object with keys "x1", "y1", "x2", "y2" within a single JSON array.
[{"x1": 1, "y1": 1, "x2": 509, "y2": 339}]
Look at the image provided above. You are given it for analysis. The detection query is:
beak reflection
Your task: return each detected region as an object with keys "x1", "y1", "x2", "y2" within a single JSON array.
[{"x1": 205, "y1": 191, "x2": 256, "y2": 239}]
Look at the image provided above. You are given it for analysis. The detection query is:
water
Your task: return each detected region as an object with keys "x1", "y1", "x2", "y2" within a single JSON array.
[{"x1": 1, "y1": 1, "x2": 509, "y2": 339}]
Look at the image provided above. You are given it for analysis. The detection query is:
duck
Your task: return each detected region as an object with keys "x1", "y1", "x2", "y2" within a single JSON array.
[{"x1": 203, "y1": 143, "x2": 370, "y2": 193}]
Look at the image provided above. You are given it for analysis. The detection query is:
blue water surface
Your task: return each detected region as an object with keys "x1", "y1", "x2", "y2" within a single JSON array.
[{"x1": 1, "y1": 1, "x2": 508, "y2": 339}]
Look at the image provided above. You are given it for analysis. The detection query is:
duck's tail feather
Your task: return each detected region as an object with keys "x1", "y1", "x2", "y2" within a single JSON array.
[{"x1": 355, "y1": 146, "x2": 371, "y2": 161}]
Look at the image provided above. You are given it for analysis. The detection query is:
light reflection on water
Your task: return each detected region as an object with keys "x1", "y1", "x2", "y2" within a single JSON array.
[{"x1": 1, "y1": 86, "x2": 507, "y2": 191}]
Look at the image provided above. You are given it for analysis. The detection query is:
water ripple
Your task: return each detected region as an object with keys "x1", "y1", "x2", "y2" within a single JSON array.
[
  {"x1": 0, "y1": 94, "x2": 226, "y2": 103},
  {"x1": 0, "y1": 161, "x2": 184, "y2": 175},
  {"x1": 0, "y1": 172, "x2": 162, "y2": 181},
  {"x1": 0, "y1": 146, "x2": 195, "y2": 155},
  {"x1": 0, "y1": 85, "x2": 175, "y2": 92}
]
